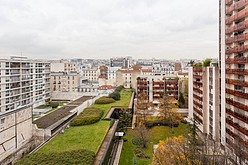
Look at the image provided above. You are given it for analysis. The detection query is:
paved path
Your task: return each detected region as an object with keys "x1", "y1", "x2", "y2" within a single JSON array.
[
  {"x1": 113, "y1": 139, "x2": 123, "y2": 165},
  {"x1": 93, "y1": 120, "x2": 119, "y2": 165}
]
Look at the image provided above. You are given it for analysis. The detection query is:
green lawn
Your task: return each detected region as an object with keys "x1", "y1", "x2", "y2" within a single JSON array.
[
  {"x1": 93, "y1": 89, "x2": 133, "y2": 116},
  {"x1": 119, "y1": 123, "x2": 190, "y2": 165},
  {"x1": 38, "y1": 120, "x2": 110, "y2": 154}
]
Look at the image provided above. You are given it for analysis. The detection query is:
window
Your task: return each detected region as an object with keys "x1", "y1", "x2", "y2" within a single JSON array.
[{"x1": 1, "y1": 118, "x2": 5, "y2": 124}]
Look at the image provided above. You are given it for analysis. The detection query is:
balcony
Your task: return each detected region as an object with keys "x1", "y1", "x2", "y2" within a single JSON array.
[
  {"x1": 226, "y1": 108, "x2": 248, "y2": 124},
  {"x1": 193, "y1": 94, "x2": 203, "y2": 101},
  {"x1": 225, "y1": 8, "x2": 248, "y2": 24},
  {"x1": 225, "y1": 45, "x2": 248, "y2": 54},
  {"x1": 193, "y1": 100, "x2": 203, "y2": 109},
  {"x1": 137, "y1": 81, "x2": 148, "y2": 85},
  {"x1": 193, "y1": 74, "x2": 202, "y2": 79},
  {"x1": 226, "y1": 0, "x2": 232, "y2": 5},
  {"x1": 193, "y1": 113, "x2": 203, "y2": 124},
  {"x1": 226, "y1": 56, "x2": 248, "y2": 63},
  {"x1": 153, "y1": 81, "x2": 164, "y2": 85},
  {"x1": 226, "y1": 118, "x2": 248, "y2": 136},
  {"x1": 193, "y1": 67, "x2": 202, "y2": 72},
  {"x1": 226, "y1": 128, "x2": 248, "y2": 149},
  {"x1": 226, "y1": 33, "x2": 248, "y2": 44},
  {"x1": 226, "y1": 68, "x2": 248, "y2": 75},
  {"x1": 226, "y1": 20, "x2": 248, "y2": 34},
  {"x1": 226, "y1": 88, "x2": 248, "y2": 99},
  {"x1": 226, "y1": 78, "x2": 248, "y2": 87},
  {"x1": 165, "y1": 80, "x2": 178, "y2": 85},
  {"x1": 226, "y1": 98, "x2": 248, "y2": 112},
  {"x1": 193, "y1": 87, "x2": 203, "y2": 94},
  {"x1": 193, "y1": 81, "x2": 203, "y2": 87}
]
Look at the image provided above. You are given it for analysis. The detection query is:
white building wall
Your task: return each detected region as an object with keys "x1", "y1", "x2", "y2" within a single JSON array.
[
  {"x1": 220, "y1": 0, "x2": 226, "y2": 145},
  {"x1": 188, "y1": 67, "x2": 194, "y2": 119}
]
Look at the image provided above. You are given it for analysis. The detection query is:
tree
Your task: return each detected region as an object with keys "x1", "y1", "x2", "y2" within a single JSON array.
[
  {"x1": 152, "y1": 136, "x2": 200, "y2": 165},
  {"x1": 203, "y1": 58, "x2": 211, "y2": 67},
  {"x1": 109, "y1": 92, "x2": 120, "y2": 100},
  {"x1": 178, "y1": 92, "x2": 185, "y2": 108},
  {"x1": 133, "y1": 125, "x2": 150, "y2": 148},
  {"x1": 159, "y1": 93, "x2": 181, "y2": 121},
  {"x1": 136, "y1": 92, "x2": 150, "y2": 124}
]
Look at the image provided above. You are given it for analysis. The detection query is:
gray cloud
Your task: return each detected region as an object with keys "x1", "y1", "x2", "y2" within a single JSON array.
[{"x1": 0, "y1": 0, "x2": 218, "y2": 60}]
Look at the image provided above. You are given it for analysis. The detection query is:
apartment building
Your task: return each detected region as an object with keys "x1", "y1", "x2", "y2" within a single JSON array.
[
  {"x1": 80, "y1": 67, "x2": 100, "y2": 82},
  {"x1": 136, "y1": 75, "x2": 179, "y2": 104},
  {"x1": 220, "y1": 0, "x2": 248, "y2": 162},
  {"x1": 50, "y1": 71, "x2": 79, "y2": 92},
  {"x1": 0, "y1": 56, "x2": 50, "y2": 164},
  {"x1": 116, "y1": 68, "x2": 141, "y2": 89},
  {"x1": 188, "y1": 64, "x2": 220, "y2": 141}
]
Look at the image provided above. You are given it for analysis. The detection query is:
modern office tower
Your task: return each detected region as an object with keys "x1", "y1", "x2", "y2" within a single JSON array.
[
  {"x1": 220, "y1": 0, "x2": 248, "y2": 162},
  {"x1": 0, "y1": 56, "x2": 50, "y2": 164},
  {"x1": 188, "y1": 63, "x2": 220, "y2": 141},
  {"x1": 136, "y1": 75, "x2": 178, "y2": 104}
]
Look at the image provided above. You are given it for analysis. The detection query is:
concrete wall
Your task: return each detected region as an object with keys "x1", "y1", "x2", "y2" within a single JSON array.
[{"x1": 0, "y1": 106, "x2": 34, "y2": 164}]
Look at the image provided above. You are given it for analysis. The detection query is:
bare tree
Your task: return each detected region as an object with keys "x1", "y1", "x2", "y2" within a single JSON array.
[{"x1": 136, "y1": 92, "x2": 150, "y2": 124}]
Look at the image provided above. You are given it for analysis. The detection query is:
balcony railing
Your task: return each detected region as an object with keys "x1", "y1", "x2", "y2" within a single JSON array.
[
  {"x1": 226, "y1": 108, "x2": 248, "y2": 124},
  {"x1": 226, "y1": 56, "x2": 248, "y2": 63},
  {"x1": 226, "y1": 88, "x2": 248, "y2": 99},
  {"x1": 193, "y1": 81, "x2": 203, "y2": 87},
  {"x1": 193, "y1": 67, "x2": 202, "y2": 72},
  {"x1": 193, "y1": 113, "x2": 203, "y2": 124},
  {"x1": 193, "y1": 74, "x2": 202, "y2": 79},
  {"x1": 193, "y1": 94, "x2": 203, "y2": 101},
  {"x1": 226, "y1": 118, "x2": 248, "y2": 136},
  {"x1": 226, "y1": 0, "x2": 232, "y2": 5},
  {"x1": 225, "y1": 45, "x2": 248, "y2": 54},
  {"x1": 226, "y1": 128, "x2": 248, "y2": 149},
  {"x1": 226, "y1": 33, "x2": 248, "y2": 44},
  {"x1": 226, "y1": 78, "x2": 248, "y2": 87},
  {"x1": 226, "y1": 20, "x2": 248, "y2": 34},
  {"x1": 226, "y1": 98, "x2": 248, "y2": 112},
  {"x1": 226, "y1": 8, "x2": 248, "y2": 24},
  {"x1": 193, "y1": 100, "x2": 203, "y2": 109},
  {"x1": 226, "y1": 68, "x2": 248, "y2": 75}
]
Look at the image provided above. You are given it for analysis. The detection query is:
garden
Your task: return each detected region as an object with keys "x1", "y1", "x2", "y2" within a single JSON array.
[{"x1": 16, "y1": 87, "x2": 133, "y2": 165}]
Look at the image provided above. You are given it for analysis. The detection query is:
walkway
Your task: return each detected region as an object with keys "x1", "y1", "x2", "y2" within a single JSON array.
[
  {"x1": 113, "y1": 139, "x2": 123, "y2": 165},
  {"x1": 93, "y1": 120, "x2": 119, "y2": 165}
]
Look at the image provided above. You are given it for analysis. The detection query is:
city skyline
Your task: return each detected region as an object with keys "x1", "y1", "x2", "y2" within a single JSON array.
[{"x1": 0, "y1": 0, "x2": 218, "y2": 60}]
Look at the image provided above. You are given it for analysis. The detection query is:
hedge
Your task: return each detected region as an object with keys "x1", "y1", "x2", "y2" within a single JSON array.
[
  {"x1": 108, "y1": 92, "x2": 120, "y2": 101},
  {"x1": 95, "y1": 97, "x2": 116, "y2": 104},
  {"x1": 16, "y1": 149, "x2": 95, "y2": 165},
  {"x1": 50, "y1": 101, "x2": 59, "y2": 108},
  {"x1": 145, "y1": 120, "x2": 179, "y2": 128},
  {"x1": 70, "y1": 107, "x2": 103, "y2": 126}
]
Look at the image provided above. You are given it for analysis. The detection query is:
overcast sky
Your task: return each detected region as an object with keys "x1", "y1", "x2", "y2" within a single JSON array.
[{"x1": 0, "y1": 0, "x2": 218, "y2": 60}]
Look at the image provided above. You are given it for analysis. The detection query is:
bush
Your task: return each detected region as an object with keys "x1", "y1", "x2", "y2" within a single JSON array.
[
  {"x1": 145, "y1": 120, "x2": 179, "y2": 128},
  {"x1": 70, "y1": 107, "x2": 103, "y2": 126},
  {"x1": 109, "y1": 92, "x2": 120, "y2": 100},
  {"x1": 50, "y1": 102, "x2": 59, "y2": 108},
  {"x1": 16, "y1": 149, "x2": 95, "y2": 165},
  {"x1": 133, "y1": 148, "x2": 150, "y2": 159},
  {"x1": 95, "y1": 97, "x2": 115, "y2": 104},
  {"x1": 115, "y1": 85, "x2": 124, "y2": 93},
  {"x1": 132, "y1": 138, "x2": 144, "y2": 146}
]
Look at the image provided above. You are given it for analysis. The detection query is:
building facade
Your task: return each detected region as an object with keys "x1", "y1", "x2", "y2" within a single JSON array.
[
  {"x1": 136, "y1": 75, "x2": 179, "y2": 104},
  {"x1": 221, "y1": 0, "x2": 248, "y2": 162},
  {"x1": 0, "y1": 56, "x2": 50, "y2": 164},
  {"x1": 188, "y1": 64, "x2": 220, "y2": 141}
]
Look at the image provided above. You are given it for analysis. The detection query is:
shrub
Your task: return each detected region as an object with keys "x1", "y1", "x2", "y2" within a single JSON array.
[
  {"x1": 133, "y1": 148, "x2": 150, "y2": 159},
  {"x1": 109, "y1": 92, "x2": 120, "y2": 100},
  {"x1": 95, "y1": 97, "x2": 115, "y2": 104},
  {"x1": 132, "y1": 138, "x2": 144, "y2": 146},
  {"x1": 115, "y1": 85, "x2": 124, "y2": 93},
  {"x1": 70, "y1": 107, "x2": 103, "y2": 126},
  {"x1": 50, "y1": 102, "x2": 59, "y2": 108},
  {"x1": 145, "y1": 120, "x2": 179, "y2": 128},
  {"x1": 16, "y1": 149, "x2": 95, "y2": 165}
]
